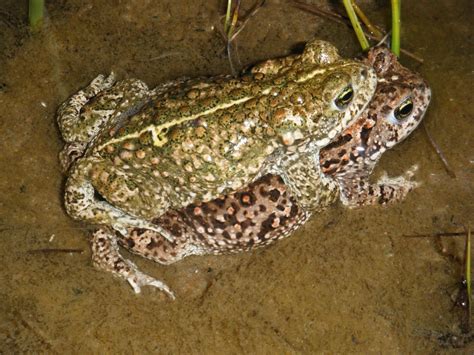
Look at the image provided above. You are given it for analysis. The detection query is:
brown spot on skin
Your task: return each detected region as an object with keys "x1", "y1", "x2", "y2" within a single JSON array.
[
  {"x1": 323, "y1": 133, "x2": 352, "y2": 151},
  {"x1": 268, "y1": 189, "x2": 281, "y2": 202},
  {"x1": 146, "y1": 238, "x2": 163, "y2": 250},
  {"x1": 323, "y1": 167, "x2": 338, "y2": 175},
  {"x1": 258, "y1": 212, "x2": 278, "y2": 240},
  {"x1": 213, "y1": 197, "x2": 226, "y2": 208},
  {"x1": 211, "y1": 217, "x2": 226, "y2": 229},
  {"x1": 125, "y1": 238, "x2": 135, "y2": 249},
  {"x1": 239, "y1": 220, "x2": 254, "y2": 231},
  {"x1": 290, "y1": 204, "x2": 299, "y2": 218},
  {"x1": 279, "y1": 215, "x2": 289, "y2": 226},
  {"x1": 201, "y1": 203, "x2": 212, "y2": 215},
  {"x1": 360, "y1": 125, "x2": 373, "y2": 147},
  {"x1": 272, "y1": 108, "x2": 286, "y2": 125},
  {"x1": 259, "y1": 204, "x2": 267, "y2": 212},
  {"x1": 230, "y1": 202, "x2": 240, "y2": 214},
  {"x1": 170, "y1": 223, "x2": 183, "y2": 236},
  {"x1": 322, "y1": 158, "x2": 341, "y2": 169},
  {"x1": 224, "y1": 213, "x2": 238, "y2": 226},
  {"x1": 259, "y1": 186, "x2": 269, "y2": 197},
  {"x1": 337, "y1": 149, "x2": 347, "y2": 158}
]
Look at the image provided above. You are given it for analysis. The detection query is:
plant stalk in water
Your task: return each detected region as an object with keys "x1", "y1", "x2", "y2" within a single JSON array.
[
  {"x1": 391, "y1": 0, "x2": 401, "y2": 56},
  {"x1": 29, "y1": 0, "x2": 45, "y2": 30},
  {"x1": 342, "y1": 0, "x2": 369, "y2": 51},
  {"x1": 224, "y1": 0, "x2": 232, "y2": 34}
]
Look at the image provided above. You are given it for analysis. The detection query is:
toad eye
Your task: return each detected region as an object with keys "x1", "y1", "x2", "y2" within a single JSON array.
[
  {"x1": 334, "y1": 85, "x2": 354, "y2": 109},
  {"x1": 394, "y1": 98, "x2": 414, "y2": 120}
]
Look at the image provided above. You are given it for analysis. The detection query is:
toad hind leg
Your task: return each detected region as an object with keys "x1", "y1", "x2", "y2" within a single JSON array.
[
  {"x1": 65, "y1": 157, "x2": 176, "y2": 242},
  {"x1": 91, "y1": 228, "x2": 175, "y2": 299}
]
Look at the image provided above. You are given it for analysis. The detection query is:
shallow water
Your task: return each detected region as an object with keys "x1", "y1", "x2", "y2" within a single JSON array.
[{"x1": 0, "y1": 0, "x2": 473, "y2": 352}]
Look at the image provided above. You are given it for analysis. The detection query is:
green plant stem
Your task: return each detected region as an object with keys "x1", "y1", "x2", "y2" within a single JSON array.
[
  {"x1": 29, "y1": 0, "x2": 45, "y2": 30},
  {"x1": 224, "y1": 0, "x2": 232, "y2": 34},
  {"x1": 342, "y1": 0, "x2": 369, "y2": 51},
  {"x1": 391, "y1": 0, "x2": 401, "y2": 56},
  {"x1": 227, "y1": 0, "x2": 241, "y2": 39}
]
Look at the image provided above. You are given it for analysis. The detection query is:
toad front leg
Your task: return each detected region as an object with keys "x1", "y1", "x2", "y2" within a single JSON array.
[
  {"x1": 57, "y1": 73, "x2": 150, "y2": 171},
  {"x1": 267, "y1": 145, "x2": 340, "y2": 213},
  {"x1": 338, "y1": 165, "x2": 420, "y2": 207}
]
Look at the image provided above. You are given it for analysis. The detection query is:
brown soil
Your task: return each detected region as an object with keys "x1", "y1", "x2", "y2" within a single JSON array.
[{"x1": 0, "y1": 0, "x2": 473, "y2": 352}]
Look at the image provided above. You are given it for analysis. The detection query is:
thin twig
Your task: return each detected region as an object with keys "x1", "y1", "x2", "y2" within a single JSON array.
[
  {"x1": 28, "y1": 248, "x2": 85, "y2": 254},
  {"x1": 404, "y1": 232, "x2": 466, "y2": 238},
  {"x1": 464, "y1": 225, "x2": 471, "y2": 332},
  {"x1": 351, "y1": 0, "x2": 383, "y2": 38},
  {"x1": 226, "y1": 41, "x2": 239, "y2": 77},
  {"x1": 16, "y1": 311, "x2": 53, "y2": 350},
  {"x1": 230, "y1": 0, "x2": 266, "y2": 41},
  {"x1": 220, "y1": 0, "x2": 266, "y2": 76},
  {"x1": 422, "y1": 122, "x2": 457, "y2": 178},
  {"x1": 227, "y1": 0, "x2": 241, "y2": 39}
]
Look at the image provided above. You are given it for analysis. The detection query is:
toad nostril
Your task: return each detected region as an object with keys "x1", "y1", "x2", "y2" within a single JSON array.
[{"x1": 360, "y1": 69, "x2": 367, "y2": 78}]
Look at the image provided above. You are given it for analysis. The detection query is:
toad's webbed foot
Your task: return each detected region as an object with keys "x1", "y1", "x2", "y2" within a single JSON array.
[
  {"x1": 57, "y1": 73, "x2": 117, "y2": 141},
  {"x1": 341, "y1": 164, "x2": 420, "y2": 207},
  {"x1": 91, "y1": 228, "x2": 175, "y2": 299}
]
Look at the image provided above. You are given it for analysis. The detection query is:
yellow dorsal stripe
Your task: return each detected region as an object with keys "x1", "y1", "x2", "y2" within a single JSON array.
[
  {"x1": 99, "y1": 88, "x2": 271, "y2": 149},
  {"x1": 98, "y1": 63, "x2": 354, "y2": 150}
]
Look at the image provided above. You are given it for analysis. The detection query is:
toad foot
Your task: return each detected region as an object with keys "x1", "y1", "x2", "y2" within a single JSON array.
[{"x1": 91, "y1": 228, "x2": 175, "y2": 299}]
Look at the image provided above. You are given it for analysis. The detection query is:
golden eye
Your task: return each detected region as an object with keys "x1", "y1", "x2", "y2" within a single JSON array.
[
  {"x1": 394, "y1": 98, "x2": 414, "y2": 120},
  {"x1": 335, "y1": 85, "x2": 354, "y2": 109}
]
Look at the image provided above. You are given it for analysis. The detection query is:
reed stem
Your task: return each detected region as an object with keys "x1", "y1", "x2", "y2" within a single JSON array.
[
  {"x1": 29, "y1": 0, "x2": 45, "y2": 30},
  {"x1": 391, "y1": 0, "x2": 401, "y2": 56},
  {"x1": 342, "y1": 0, "x2": 369, "y2": 51}
]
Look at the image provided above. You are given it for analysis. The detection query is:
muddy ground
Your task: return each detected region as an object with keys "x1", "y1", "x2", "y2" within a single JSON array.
[{"x1": 0, "y1": 0, "x2": 473, "y2": 352}]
